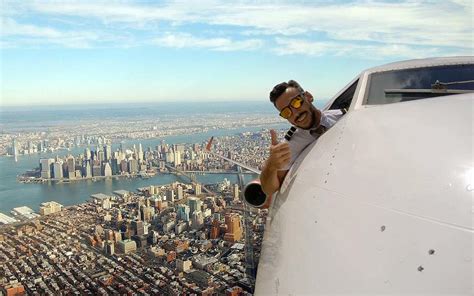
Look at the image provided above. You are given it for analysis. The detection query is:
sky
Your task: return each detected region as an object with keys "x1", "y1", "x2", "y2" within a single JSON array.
[{"x1": 0, "y1": 0, "x2": 472, "y2": 107}]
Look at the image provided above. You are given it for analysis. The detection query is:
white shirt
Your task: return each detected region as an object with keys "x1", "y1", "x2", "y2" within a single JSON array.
[{"x1": 283, "y1": 109, "x2": 344, "y2": 170}]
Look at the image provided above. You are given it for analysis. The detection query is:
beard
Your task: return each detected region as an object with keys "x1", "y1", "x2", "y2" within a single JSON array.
[{"x1": 295, "y1": 108, "x2": 320, "y2": 130}]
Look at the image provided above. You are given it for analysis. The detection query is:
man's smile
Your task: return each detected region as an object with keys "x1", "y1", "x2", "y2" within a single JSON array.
[{"x1": 296, "y1": 111, "x2": 308, "y2": 123}]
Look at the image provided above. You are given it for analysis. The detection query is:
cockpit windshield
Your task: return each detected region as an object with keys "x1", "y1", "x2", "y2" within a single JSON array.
[{"x1": 365, "y1": 64, "x2": 474, "y2": 105}]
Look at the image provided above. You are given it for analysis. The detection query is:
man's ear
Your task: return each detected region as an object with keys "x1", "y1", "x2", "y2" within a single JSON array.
[{"x1": 304, "y1": 91, "x2": 313, "y2": 102}]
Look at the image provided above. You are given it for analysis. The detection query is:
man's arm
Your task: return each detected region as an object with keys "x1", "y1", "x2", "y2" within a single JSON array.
[{"x1": 259, "y1": 130, "x2": 291, "y2": 208}]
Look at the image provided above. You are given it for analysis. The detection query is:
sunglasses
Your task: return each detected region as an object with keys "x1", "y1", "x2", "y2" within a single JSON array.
[{"x1": 279, "y1": 95, "x2": 304, "y2": 119}]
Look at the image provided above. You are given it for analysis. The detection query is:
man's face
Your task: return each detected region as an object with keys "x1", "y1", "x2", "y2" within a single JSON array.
[{"x1": 275, "y1": 87, "x2": 321, "y2": 129}]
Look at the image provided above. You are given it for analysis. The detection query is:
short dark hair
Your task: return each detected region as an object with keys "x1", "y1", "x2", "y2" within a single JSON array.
[{"x1": 269, "y1": 80, "x2": 304, "y2": 105}]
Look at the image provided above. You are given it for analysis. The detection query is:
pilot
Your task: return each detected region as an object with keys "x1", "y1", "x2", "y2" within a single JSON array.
[{"x1": 250, "y1": 80, "x2": 344, "y2": 208}]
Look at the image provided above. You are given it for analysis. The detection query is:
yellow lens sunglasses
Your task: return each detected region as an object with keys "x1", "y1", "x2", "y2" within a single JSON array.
[{"x1": 279, "y1": 95, "x2": 304, "y2": 119}]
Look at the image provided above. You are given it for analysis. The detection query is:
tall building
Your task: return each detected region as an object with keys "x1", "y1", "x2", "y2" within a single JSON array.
[
  {"x1": 67, "y1": 156, "x2": 75, "y2": 179},
  {"x1": 188, "y1": 197, "x2": 202, "y2": 216},
  {"x1": 195, "y1": 183, "x2": 202, "y2": 195},
  {"x1": 83, "y1": 161, "x2": 92, "y2": 178},
  {"x1": 40, "y1": 158, "x2": 54, "y2": 179},
  {"x1": 39, "y1": 201, "x2": 63, "y2": 215},
  {"x1": 191, "y1": 211, "x2": 204, "y2": 230},
  {"x1": 177, "y1": 204, "x2": 190, "y2": 222},
  {"x1": 105, "y1": 241, "x2": 115, "y2": 255},
  {"x1": 177, "y1": 185, "x2": 183, "y2": 200},
  {"x1": 103, "y1": 163, "x2": 112, "y2": 177},
  {"x1": 176, "y1": 259, "x2": 192, "y2": 272},
  {"x1": 210, "y1": 219, "x2": 220, "y2": 239},
  {"x1": 12, "y1": 138, "x2": 18, "y2": 162},
  {"x1": 53, "y1": 161, "x2": 63, "y2": 179},
  {"x1": 138, "y1": 143, "x2": 144, "y2": 162},
  {"x1": 166, "y1": 189, "x2": 175, "y2": 202},
  {"x1": 84, "y1": 147, "x2": 91, "y2": 160},
  {"x1": 128, "y1": 159, "x2": 138, "y2": 174},
  {"x1": 233, "y1": 184, "x2": 240, "y2": 200},
  {"x1": 104, "y1": 144, "x2": 112, "y2": 161},
  {"x1": 118, "y1": 239, "x2": 137, "y2": 254},
  {"x1": 92, "y1": 164, "x2": 102, "y2": 176},
  {"x1": 174, "y1": 150, "x2": 181, "y2": 166},
  {"x1": 132, "y1": 220, "x2": 144, "y2": 236},
  {"x1": 223, "y1": 213, "x2": 242, "y2": 242}
]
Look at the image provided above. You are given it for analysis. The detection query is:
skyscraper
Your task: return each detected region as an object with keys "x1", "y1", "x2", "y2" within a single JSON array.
[
  {"x1": 53, "y1": 161, "x2": 63, "y2": 179},
  {"x1": 104, "y1": 144, "x2": 112, "y2": 161},
  {"x1": 188, "y1": 197, "x2": 202, "y2": 216},
  {"x1": 194, "y1": 183, "x2": 202, "y2": 195},
  {"x1": 67, "y1": 156, "x2": 75, "y2": 179},
  {"x1": 40, "y1": 158, "x2": 54, "y2": 179},
  {"x1": 103, "y1": 163, "x2": 112, "y2": 177},
  {"x1": 177, "y1": 204, "x2": 190, "y2": 222},
  {"x1": 84, "y1": 147, "x2": 91, "y2": 160},
  {"x1": 233, "y1": 184, "x2": 240, "y2": 200},
  {"x1": 138, "y1": 143, "x2": 143, "y2": 162},
  {"x1": 224, "y1": 213, "x2": 243, "y2": 242},
  {"x1": 177, "y1": 185, "x2": 183, "y2": 200},
  {"x1": 12, "y1": 139, "x2": 18, "y2": 162}
]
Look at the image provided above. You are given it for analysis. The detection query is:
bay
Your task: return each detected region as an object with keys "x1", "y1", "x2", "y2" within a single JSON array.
[{"x1": 0, "y1": 126, "x2": 274, "y2": 214}]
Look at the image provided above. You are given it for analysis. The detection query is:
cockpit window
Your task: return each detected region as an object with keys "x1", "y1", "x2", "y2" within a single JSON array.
[
  {"x1": 365, "y1": 64, "x2": 474, "y2": 105},
  {"x1": 329, "y1": 79, "x2": 358, "y2": 110}
]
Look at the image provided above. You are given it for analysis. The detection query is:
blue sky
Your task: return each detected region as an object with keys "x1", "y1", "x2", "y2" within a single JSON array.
[{"x1": 1, "y1": 0, "x2": 472, "y2": 106}]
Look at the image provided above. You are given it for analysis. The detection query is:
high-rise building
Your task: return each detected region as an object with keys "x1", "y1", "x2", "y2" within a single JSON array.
[
  {"x1": 210, "y1": 219, "x2": 220, "y2": 239},
  {"x1": 103, "y1": 163, "x2": 112, "y2": 177},
  {"x1": 104, "y1": 144, "x2": 112, "y2": 161},
  {"x1": 84, "y1": 147, "x2": 91, "y2": 160},
  {"x1": 67, "y1": 156, "x2": 75, "y2": 179},
  {"x1": 233, "y1": 184, "x2": 240, "y2": 200},
  {"x1": 195, "y1": 183, "x2": 202, "y2": 195},
  {"x1": 12, "y1": 138, "x2": 19, "y2": 162},
  {"x1": 177, "y1": 204, "x2": 190, "y2": 222},
  {"x1": 53, "y1": 161, "x2": 63, "y2": 179},
  {"x1": 176, "y1": 259, "x2": 192, "y2": 272},
  {"x1": 118, "y1": 239, "x2": 137, "y2": 254},
  {"x1": 223, "y1": 213, "x2": 242, "y2": 242},
  {"x1": 39, "y1": 201, "x2": 63, "y2": 215},
  {"x1": 40, "y1": 158, "x2": 54, "y2": 179},
  {"x1": 166, "y1": 152, "x2": 174, "y2": 163},
  {"x1": 191, "y1": 211, "x2": 204, "y2": 230},
  {"x1": 92, "y1": 164, "x2": 102, "y2": 176},
  {"x1": 83, "y1": 161, "x2": 92, "y2": 178},
  {"x1": 138, "y1": 143, "x2": 144, "y2": 162},
  {"x1": 188, "y1": 197, "x2": 202, "y2": 216},
  {"x1": 132, "y1": 220, "x2": 144, "y2": 236},
  {"x1": 105, "y1": 241, "x2": 115, "y2": 255},
  {"x1": 128, "y1": 159, "x2": 138, "y2": 174},
  {"x1": 174, "y1": 151, "x2": 181, "y2": 166},
  {"x1": 166, "y1": 189, "x2": 175, "y2": 202},
  {"x1": 177, "y1": 185, "x2": 183, "y2": 200},
  {"x1": 141, "y1": 206, "x2": 154, "y2": 222}
]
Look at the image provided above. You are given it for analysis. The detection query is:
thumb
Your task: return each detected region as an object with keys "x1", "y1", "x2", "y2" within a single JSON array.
[{"x1": 270, "y1": 129, "x2": 279, "y2": 145}]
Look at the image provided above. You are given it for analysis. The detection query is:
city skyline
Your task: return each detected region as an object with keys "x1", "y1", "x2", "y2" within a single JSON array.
[{"x1": 1, "y1": 0, "x2": 471, "y2": 106}]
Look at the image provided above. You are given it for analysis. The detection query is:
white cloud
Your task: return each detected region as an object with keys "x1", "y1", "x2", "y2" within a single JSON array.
[
  {"x1": 273, "y1": 38, "x2": 469, "y2": 59},
  {"x1": 2, "y1": 0, "x2": 472, "y2": 55},
  {"x1": 1, "y1": 18, "x2": 62, "y2": 38},
  {"x1": 153, "y1": 32, "x2": 263, "y2": 51}
]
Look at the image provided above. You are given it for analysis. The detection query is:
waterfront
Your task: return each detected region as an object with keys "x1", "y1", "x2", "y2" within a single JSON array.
[{"x1": 0, "y1": 127, "x2": 268, "y2": 214}]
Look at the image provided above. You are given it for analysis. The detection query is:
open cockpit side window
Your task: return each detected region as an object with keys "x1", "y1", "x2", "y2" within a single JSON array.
[{"x1": 328, "y1": 79, "x2": 359, "y2": 112}]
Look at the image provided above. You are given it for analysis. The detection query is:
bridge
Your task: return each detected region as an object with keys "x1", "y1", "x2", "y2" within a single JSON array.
[{"x1": 165, "y1": 164, "x2": 215, "y2": 196}]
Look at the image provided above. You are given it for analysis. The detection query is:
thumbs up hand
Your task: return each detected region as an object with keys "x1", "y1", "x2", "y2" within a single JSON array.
[{"x1": 268, "y1": 129, "x2": 291, "y2": 171}]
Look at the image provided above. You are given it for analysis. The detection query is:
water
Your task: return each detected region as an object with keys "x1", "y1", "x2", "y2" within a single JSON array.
[
  {"x1": 0, "y1": 127, "x2": 265, "y2": 214},
  {"x1": 0, "y1": 100, "x2": 328, "y2": 214}
]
